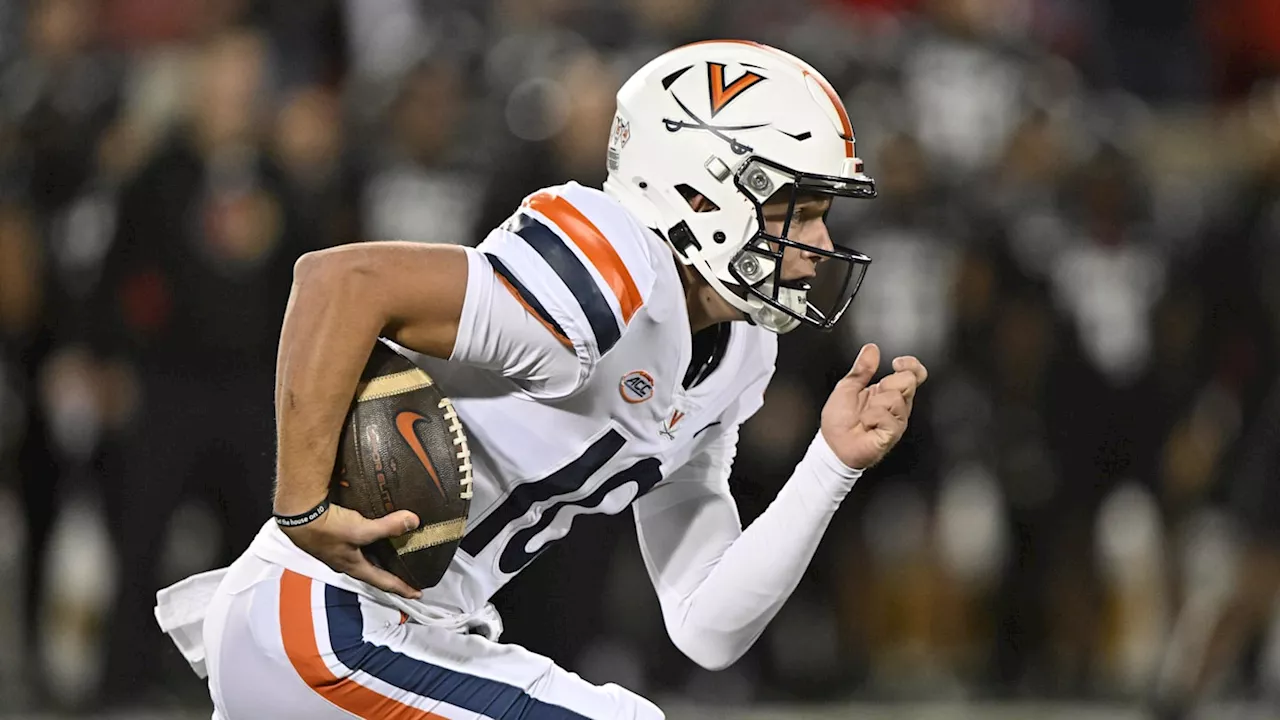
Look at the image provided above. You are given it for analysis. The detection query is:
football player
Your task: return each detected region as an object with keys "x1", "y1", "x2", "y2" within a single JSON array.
[{"x1": 156, "y1": 40, "x2": 927, "y2": 719}]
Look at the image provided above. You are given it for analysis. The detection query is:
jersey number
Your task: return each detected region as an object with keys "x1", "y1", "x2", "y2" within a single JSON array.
[{"x1": 459, "y1": 430, "x2": 662, "y2": 574}]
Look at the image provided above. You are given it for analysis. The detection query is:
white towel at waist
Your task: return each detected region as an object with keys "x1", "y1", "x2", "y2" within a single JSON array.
[{"x1": 154, "y1": 519, "x2": 502, "y2": 679}]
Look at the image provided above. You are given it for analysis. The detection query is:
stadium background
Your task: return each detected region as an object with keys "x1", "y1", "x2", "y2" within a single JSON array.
[{"x1": 2, "y1": 0, "x2": 1280, "y2": 717}]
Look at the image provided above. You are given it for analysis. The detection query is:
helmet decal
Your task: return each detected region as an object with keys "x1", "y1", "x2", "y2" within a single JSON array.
[
  {"x1": 658, "y1": 62, "x2": 770, "y2": 156},
  {"x1": 707, "y1": 62, "x2": 766, "y2": 116},
  {"x1": 662, "y1": 94, "x2": 762, "y2": 156}
]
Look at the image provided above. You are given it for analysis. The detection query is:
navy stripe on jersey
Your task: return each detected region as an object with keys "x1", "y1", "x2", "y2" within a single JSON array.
[
  {"x1": 484, "y1": 252, "x2": 570, "y2": 341},
  {"x1": 460, "y1": 430, "x2": 626, "y2": 556},
  {"x1": 323, "y1": 585, "x2": 588, "y2": 719},
  {"x1": 506, "y1": 212, "x2": 622, "y2": 354}
]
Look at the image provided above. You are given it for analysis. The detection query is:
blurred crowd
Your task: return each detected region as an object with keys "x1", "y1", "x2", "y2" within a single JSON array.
[{"x1": 2, "y1": 0, "x2": 1280, "y2": 714}]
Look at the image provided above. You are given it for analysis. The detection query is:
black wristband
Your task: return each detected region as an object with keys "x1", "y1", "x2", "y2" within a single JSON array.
[{"x1": 274, "y1": 498, "x2": 330, "y2": 528}]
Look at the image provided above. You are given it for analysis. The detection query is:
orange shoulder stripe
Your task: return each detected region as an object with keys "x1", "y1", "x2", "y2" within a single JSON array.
[{"x1": 524, "y1": 191, "x2": 643, "y2": 323}]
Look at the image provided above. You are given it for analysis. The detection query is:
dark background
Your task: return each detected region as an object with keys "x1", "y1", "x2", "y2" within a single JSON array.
[{"x1": 2, "y1": 0, "x2": 1280, "y2": 716}]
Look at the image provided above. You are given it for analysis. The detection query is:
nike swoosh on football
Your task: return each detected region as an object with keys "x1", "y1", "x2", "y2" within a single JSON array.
[{"x1": 394, "y1": 410, "x2": 446, "y2": 497}]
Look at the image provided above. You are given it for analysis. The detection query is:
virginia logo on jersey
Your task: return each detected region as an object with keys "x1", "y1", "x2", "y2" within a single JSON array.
[
  {"x1": 619, "y1": 370, "x2": 654, "y2": 404},
  {"x1": 659, "y1": 409, "x2": 685, "y2": 439}
]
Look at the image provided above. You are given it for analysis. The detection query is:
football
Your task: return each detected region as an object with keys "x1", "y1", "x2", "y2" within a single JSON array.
[{"x1": 330, "y1": 339, "x2": 473, "y2": 590}]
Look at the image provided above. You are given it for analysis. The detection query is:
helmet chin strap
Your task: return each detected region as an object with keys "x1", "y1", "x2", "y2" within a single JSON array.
[
  {"x1": 674, "y1": 232, "x2": 810, "y2": 335},
  {"x1": 697, "y1": 258, "x2": 807, "y2": 334},
  {"x1": 753, "y1": 284, "x2": 806, "y2": 334}
]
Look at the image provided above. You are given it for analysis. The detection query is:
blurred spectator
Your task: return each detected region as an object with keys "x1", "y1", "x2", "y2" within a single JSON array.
[
  {"x1": 841, "y1": 132, "x2": 959, "y2": 366},
  {"x1": 1050, "y1": 144, "x2": 1164, "y2": 388},
  {"x1": 0, "y1": 0, "x2": 125, "y2": 703},
  {"x1": 272, "y1": 85, "x2": 361, "y2": 249},
  {"x1": 897, "y1": 0, "x2": 1030, "y2": 180},
  {"x1": 474, "y1": 47, "x2": 619, "y2": 237},
  {"x1": 362, "y1": 55, "x2": 487, "y2": 246},
  {"x1": 0, "y1": 200, "x2": 58, "y2": 702},
  {"x1": 87, "y1": 28, "x2": 317, "y2": 706},
  {"x1": 1153, "y1": 98, "x2": 1280, "y2": 719},
  {"x1": 4, "y1": 0, "x2": 122, "y2": 214}
]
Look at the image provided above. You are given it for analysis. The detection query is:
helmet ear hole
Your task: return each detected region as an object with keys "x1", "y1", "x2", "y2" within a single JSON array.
[{"x1": 675, "y1": 184, "x2": 720, "y2": 213}]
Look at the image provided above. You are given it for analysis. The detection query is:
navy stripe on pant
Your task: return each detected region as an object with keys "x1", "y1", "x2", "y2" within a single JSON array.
[{"x1": 323, "y1": 586, "x2": 589, "y2": 719}]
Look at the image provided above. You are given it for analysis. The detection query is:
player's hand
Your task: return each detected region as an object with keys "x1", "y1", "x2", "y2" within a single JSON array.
[
  {"x1": 280, "y1": 503, "x2": 423, "y2": 599},
  {"x1": 820, "y1": 343, "x2": 928, "y2": 471}
]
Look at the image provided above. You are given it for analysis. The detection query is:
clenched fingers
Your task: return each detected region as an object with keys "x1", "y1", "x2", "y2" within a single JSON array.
[
  {"x1": 875, "y1": 370, "x2": 919, "y2": 403},
  {"x1": 867, "y1": 386, "x2": 908, "y2": 420},
  {"x1": 892, "y1": 356, "x2": 928, "y2": 387},
  {"x1": 860, "y1": 406, "x2": 899, "y2": 431}
]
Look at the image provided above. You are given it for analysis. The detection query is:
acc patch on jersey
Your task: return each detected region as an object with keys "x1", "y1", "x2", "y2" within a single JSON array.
[{"x1": 619, "y1": 370, "x2": 654, "y2": 404}]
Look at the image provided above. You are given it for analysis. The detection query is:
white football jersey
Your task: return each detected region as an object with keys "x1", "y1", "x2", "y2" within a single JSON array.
[{"x1": 408, "y1": 181, "x2": 778, "y2": 616}]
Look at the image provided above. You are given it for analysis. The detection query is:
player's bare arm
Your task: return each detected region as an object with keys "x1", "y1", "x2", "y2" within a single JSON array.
[{"x1": 272, "y1": 241, "x2": 470, "y2": 599}]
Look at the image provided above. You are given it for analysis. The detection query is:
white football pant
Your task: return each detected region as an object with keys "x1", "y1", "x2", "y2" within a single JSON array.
[{"x1": 200, "y1": 553, "x2": 664, "y2": 720}]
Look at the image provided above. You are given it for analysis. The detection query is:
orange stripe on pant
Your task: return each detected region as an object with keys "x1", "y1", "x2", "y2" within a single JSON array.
[
  {"x1": 279, "y1": 570, "x2": 448, "y2": 719},
  {"x1": 523, "y1": 192, "x2": 643, "y2": 323}
]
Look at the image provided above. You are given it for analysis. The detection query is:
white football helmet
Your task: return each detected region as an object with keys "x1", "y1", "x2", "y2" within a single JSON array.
[{"x1": 603, "y1": 40, "x2": 876, "y2": 334}]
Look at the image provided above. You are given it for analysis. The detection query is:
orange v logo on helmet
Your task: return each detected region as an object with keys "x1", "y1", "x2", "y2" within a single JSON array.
[
  {"x1": 395, "y1": 410, "x2": 446, "y2": 497},
  {"x1": 707, "y1": 62, "x2": 765, "y2": 117}
]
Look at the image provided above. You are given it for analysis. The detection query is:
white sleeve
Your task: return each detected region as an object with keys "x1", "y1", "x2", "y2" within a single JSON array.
[
  {"x1": 449, "y1": 186, "x2": 657, "y2": 399},
  {"x1": 447, "y1": 247, "x2": 587, "y2": 399},
  {"x1": 633, "y1": 412, "x2": 863, "y2": 671}
]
